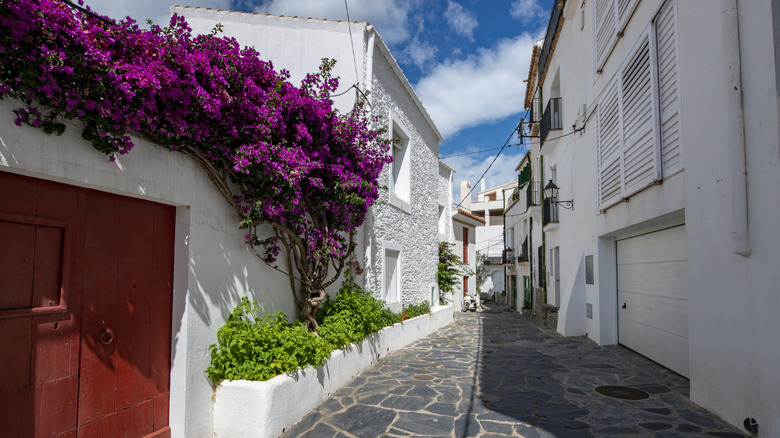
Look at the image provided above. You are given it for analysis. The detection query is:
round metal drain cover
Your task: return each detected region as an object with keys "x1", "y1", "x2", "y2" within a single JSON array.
[
  {"x1": 412, "y1": 374, "x2": 434, "y2": 381},
  {"x1": 595, "y1": 385, "x2": 650, "y2": 400}
]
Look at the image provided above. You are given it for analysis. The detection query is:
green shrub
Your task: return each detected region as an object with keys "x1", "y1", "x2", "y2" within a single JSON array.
[
  {"x1": 207, "y1": 277, "x2": 406, "y2": 384},
  {"x1": 206, "y1": 297, "x2": 332, "y2": 383},
  {"x1": 317, "y1": 276, "x2": 399, "y2": 349},
  {"x1": 401, "y1": 301, "x2": 431, "y2": 320}
]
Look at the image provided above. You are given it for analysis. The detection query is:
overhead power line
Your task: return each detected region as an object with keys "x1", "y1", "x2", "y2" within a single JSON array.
[{"x1": 456, "y1": 124, "x2": 521, "y2": 208}]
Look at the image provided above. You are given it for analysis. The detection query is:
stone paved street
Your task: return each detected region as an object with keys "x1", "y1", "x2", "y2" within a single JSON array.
[{"x1": 281, "y1": 305, "x2": 747, "y2": 437}]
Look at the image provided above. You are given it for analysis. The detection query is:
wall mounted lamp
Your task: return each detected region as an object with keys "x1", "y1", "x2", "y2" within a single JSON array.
[{"x1": 543, "y1": 180, "x2": 574, "y2": 210}]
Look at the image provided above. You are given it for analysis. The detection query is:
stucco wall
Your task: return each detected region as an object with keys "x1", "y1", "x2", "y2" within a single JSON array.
[
  {"x1": 0, "y1": 98, "x2": 297, "y2": 438},
  {"x1": 366, "y1": 50, "x2": 440, "y2": 308},
  {"x1": 536, "y1": 0, "x2": 780, "y2": 434}
]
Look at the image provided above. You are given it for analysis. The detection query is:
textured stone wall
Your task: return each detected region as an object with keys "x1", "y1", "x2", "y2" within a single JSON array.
[{"x1": 362, "y1": 52, "x2": 440, "y2": 308}]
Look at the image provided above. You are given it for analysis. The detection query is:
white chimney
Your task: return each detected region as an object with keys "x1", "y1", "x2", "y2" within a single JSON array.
[{"x1": 459, "y1": 180, "x2": 472, "y2": 210}]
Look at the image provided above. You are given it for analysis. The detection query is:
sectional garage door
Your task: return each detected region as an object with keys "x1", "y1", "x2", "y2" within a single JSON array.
[{"x1": 616, "y1": 225, "x2": 688, "y2": 377}]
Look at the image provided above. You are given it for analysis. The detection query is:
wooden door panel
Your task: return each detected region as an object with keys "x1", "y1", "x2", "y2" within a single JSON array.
[
  {"x1": 0, "y1": 220, "x2": 36, "y2": 309},
  {"x1": 79, "y1": 191, "x2": 120, "y2": 428},
  {"x1": 1, "y1": 171, "x2": 173, "y2": 437},
  {"x1": 0, "y1": 172, "x2": 81, "y2": 438},
  {"x1": 115, "y1": 196, "x2": 155, "y2": 410}
]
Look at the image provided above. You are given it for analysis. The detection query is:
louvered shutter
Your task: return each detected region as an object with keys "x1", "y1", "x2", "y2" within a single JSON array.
[
  {"x1": 597, "y1": 77, "x2": 624, "y2": 208},
  {"x1": 620, "y1": 30, "x2": 661, "y2": 195},
  {"x1": 617, "y1": 0, "x2": 641, "y2": 31},
  {"x1": 594, "y1": 0, "x2": 618, "y2": 73},
  {"x1": 655, "y1": 0, "x2": 682, "y2": 176}
]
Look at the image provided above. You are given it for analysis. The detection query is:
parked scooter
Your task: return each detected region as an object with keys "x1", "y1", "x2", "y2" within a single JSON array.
[{"x1": 462, "y1": 294, "x2": 478, "y2": 312}]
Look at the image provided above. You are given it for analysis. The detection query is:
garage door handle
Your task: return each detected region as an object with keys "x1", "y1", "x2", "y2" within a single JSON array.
[{"x1": 622, "y1": 303, "x2": 627, "y2": 309}]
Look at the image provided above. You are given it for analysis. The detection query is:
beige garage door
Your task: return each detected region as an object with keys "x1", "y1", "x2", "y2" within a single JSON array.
[{"x1": 617, "y1": 225, "x2": 688, "y2": 377}]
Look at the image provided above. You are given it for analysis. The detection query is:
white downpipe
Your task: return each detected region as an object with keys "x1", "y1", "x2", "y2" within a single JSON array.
[
  {"x1": 365, "y1": 26, "x2": 376, "y2": 103},
  {"x1": 723, "y1": 0, "x2": 751, "y2": 257}
]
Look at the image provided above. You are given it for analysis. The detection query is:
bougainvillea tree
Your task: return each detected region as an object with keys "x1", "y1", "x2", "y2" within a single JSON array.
[{"x1": 0, "y1": 0, "x2": 391, "y2": 331}]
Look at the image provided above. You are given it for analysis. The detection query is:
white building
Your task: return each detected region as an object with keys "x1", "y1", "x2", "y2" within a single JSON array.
[
  {"x1": 450, "y1": 207, "x2": 483, "y2": 310},
  {"x1": 178, "y1": 7, "x2": 444, "y2": 316},
  {"x1": 460, "y1": 179, "x2": 516, "y2": 298},
  {"x1": 0, "y1": 8, "x2": 443, "y2": 438},
  {"x1": 530, "y1": 0, "x2": 780, "y2": 434}
]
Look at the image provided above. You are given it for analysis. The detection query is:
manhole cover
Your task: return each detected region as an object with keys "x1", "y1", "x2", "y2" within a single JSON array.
[
  {"x1": 412, "y1": 374, "x2": 434, "y2": 381},
  {"x1": 595, "y1": 385, "x2": 650, "y2": 400}
]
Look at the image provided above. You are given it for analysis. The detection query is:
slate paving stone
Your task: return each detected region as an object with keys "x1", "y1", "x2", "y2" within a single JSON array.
[
  {"x1": 281, "y1": 412, "x2": 323, "y2": 437},
  {"x1": 380, "y1": 394, "x2": 428, "y2": 411},
  {"x1": 328, "y1": 405, "x2": 396, "y2": 438},
  {"x1": 297, "y1": 424, "x2": 347, "y2": 438},
  {"x1": 453, "y1": 413, "x2": 481, "y2": 437},
  {"x1": 393, "y1": 411, "x2": 454, "y2": 436},
  {"x1": 423, "y1": 401, "x2": 457, "y2": 417},
  {"x1": 281, "y1": 305, "x2": 747, "y2": 438},
  {"x1": 480, "y1": 419, "x2": 516, "y2": 435},
  {"x1": 641, "y1": 421, "x2": 674, "y2": 431}
]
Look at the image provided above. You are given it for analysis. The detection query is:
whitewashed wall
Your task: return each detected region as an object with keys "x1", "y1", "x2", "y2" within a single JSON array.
[
  {"x1": 178, "y1": 6, "x2": 443, "y2": 310},
  {"x1": 0, "y1": 98, "x2": 296, "y2": 438},
  {"x1": 538, "y1": 0, "x2": 780, "y2": 434},
  {"x1": 367, "y1": 50, "x2": 440, "y2": 308}
]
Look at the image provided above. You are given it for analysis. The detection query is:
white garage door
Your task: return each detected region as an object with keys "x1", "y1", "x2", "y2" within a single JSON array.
[{"x1": 617, "y1": 225, "x2": 688, "y2": 377}]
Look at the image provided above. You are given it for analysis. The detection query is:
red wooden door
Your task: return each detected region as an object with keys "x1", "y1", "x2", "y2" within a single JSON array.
[{"x1": 0, "y1": 172, "x2": 174, "y2": 437}]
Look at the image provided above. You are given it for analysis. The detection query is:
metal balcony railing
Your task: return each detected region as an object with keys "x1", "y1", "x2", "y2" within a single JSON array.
[
  {"x1": 541, "y1": 97, "x2": 562, "y2": 147},
  {"x1": 537, "y1": 0, "x2": 566, "y2": 84},
  {"x1": 543, "y1": 197, "x2": 559, "y2": 226},
  {"x1": 518, "y1": 236, "x2": 529, "y2": 263}
]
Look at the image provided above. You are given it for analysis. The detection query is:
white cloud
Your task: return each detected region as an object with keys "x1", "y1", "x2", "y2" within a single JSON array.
[
  {"x1": 415, "y1": 34, "x2": 536, "y2": 138},
  {"x1": 510, "y1": 0, "x2": 547, "y2": 23},
  {"x1": 254, "y1": 0, "x2": 415, "y2": 45},
  {"x1": 444, "y1": 146, "x2": 527, "y2": 204},
  {"x1": 83, "y1": 0, "x2": 232, "y2": 27},
  {"x1": 444, "y1": 1, "x2": 478, "y2": 40},
  {"x1": 404, "y1": 37, "x2": 438, "y2": 71}
]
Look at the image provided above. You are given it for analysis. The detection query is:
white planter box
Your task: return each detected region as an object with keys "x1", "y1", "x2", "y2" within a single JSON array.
[{"x1": 213, "y1": 305, "x2": 455, "y2": 438}]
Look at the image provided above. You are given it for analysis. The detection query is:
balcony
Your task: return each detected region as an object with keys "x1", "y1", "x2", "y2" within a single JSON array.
[
  {"x1": 537, "y1": 0, "x2": 566, "y2": 84},
  {"x1": 540, "y1": 97, "x2": 562, "y2": 147},
  {"x1": 518, "y1": 236, "x2": 529, "y2": 263},
  {"x1": 543, "y1": 197, "x2": 559, "y2": 226},
  {"x1": 501, "y1": 248, "x2": 514, "y2": 265},
  {"x1": 514, "y1": 180, "x2": 541, "y2": 213}
]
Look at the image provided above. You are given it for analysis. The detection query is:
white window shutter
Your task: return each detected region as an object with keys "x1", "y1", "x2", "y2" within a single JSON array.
[
  {"x1": 594, "y1": 0, "x2": 618, "y2": 73},
  {"x1": 597, "y1": 77, "x2": 624, "y2": 209},
  {"x1": 620, "y1": 30, "x2": 660, "y2": 195},
  {"x1": 617, "y1": 0, "x2": 641, "y2": 31},
  {"x1": 655, "y1": 0, "x2": 683, "y2": 176}
]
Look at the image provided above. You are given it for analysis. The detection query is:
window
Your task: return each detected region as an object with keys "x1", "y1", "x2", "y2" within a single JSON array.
[
  {"x1": 462, "y1": 228, "x2": 469, "y2": 263},
  {"x1": 389, "y1": 115, "x2": 411, "y2": 211},
  {"x1": 594, "y1": 0, "x2": 642, "y2": 73},
  {"x1": 438, "y1": 205, "x2": 446, "y2": 235},
  {"x1": 596, "y1": 1, "x2": 681, "y2": 209},
  {"x1": 463, "y1": 276, "x2": 469, "y2": 296},
  {"x1": 383, "y1": 246, "x2": 402, "y2": 304}
]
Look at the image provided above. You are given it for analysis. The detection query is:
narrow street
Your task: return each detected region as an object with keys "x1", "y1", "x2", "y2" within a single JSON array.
[{"x1": 282, "y1": 305, "x2": 746, "y2": 437}]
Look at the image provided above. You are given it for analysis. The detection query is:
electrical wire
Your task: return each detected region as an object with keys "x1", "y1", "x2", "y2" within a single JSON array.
[
  {"x1": 440, "y1": 143, "x2": 525, "y2": 159},
  {"x1": 455, "y1": 125, "x2": 520, "y2": 208},
  {"x1": 343, "y1": 0, "x2": 360, "y2": 89}
]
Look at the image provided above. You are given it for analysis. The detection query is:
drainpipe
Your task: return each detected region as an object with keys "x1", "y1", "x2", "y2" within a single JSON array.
[
  {"x1": 540, "y1": 155, "x2": 548, "y2": 303},
  {"x1": 365, "y1": 26, "x2": 376, "y2": 104},
  {"x1": 723, "y1": 0, "x2": 751, "y2": 257},
  {"x1": 528, "y1": 215, "x2": 534, "y2": 309},
  {"x1": 502, "y1": 188, "x2": 508, "y2": 308}
]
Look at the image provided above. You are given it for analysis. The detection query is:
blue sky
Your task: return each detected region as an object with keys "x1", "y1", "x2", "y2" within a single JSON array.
[{"x1": 84, "y1": 0, "x2": 554, "y2": 198}]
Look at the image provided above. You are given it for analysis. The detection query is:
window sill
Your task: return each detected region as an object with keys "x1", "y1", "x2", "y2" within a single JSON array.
[{"x1": 389, "y1": 192, "x2": 411, "y2": 214}]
